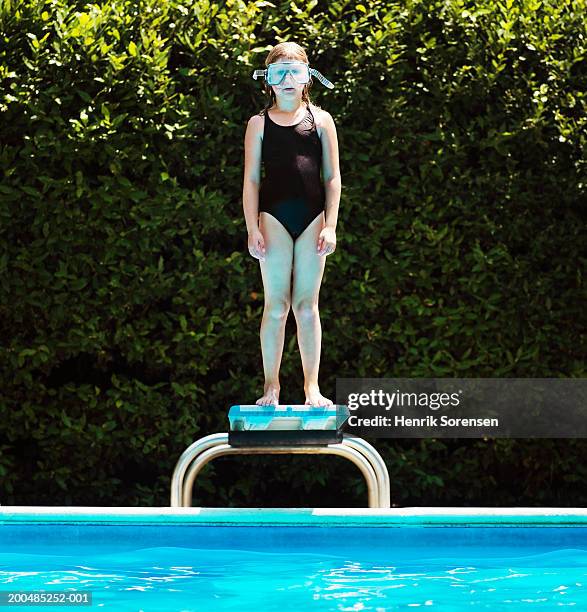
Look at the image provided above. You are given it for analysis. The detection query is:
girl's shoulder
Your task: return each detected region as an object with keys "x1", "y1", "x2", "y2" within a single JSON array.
[
  {"x1": 308, "y1": 102, "x2": 323, "y2": 121},
  {"x1": 309, "y1": 103, "x2": 332, "y2": 136}
]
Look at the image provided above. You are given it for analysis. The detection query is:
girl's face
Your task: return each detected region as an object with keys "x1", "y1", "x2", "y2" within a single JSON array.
[{"x1": 270, "y1": 57, "x2": 306, "y2": 100}]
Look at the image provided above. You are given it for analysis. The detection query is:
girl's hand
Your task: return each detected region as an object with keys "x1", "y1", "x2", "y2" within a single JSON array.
[
  {"x1": 248, "y1": 228, "x2": 266, "y2": 262},
  {"x1": 317, "y1": 226, "x2": 336, "y2": 257}
]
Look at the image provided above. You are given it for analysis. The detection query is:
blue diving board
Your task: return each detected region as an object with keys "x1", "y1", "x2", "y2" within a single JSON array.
[{"x1": 228, "y1": 405, "x2": 350, "y2": 446}]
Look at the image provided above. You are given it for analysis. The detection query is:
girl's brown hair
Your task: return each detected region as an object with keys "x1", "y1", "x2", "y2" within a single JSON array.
[{"x1": 258, "y1": 42, "x2": 321, "y2": 115}]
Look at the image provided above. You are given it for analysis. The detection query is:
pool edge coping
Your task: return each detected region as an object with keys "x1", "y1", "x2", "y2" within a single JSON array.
[{"x1": 1, "y1": 507, "x2": 587, "y2": 526}]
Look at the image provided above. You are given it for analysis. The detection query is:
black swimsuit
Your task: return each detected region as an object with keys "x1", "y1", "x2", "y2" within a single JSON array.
[{"x1": 259, "y1": 104, "x2": 325, "y2": 241}]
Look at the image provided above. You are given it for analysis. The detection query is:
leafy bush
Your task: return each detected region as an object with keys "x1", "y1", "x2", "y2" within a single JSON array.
[{"x1": 0, "y1": 0, "x2": 584, "y2": 507}]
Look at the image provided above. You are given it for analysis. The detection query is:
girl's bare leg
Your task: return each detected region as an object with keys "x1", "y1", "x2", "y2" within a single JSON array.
[
  {"x1": 256, "y1": 212, "x2": 294, "y2": 406},
  {"x1": 292, "y1": 212, "x2": 333, "y2": 407}
]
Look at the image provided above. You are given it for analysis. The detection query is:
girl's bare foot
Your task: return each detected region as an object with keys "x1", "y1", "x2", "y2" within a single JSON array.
[
  {"x1": 256, "y1": 383, "x2": 280, "y2": 406},
  {"x1": 304, "y1": 384, "x2": 333, "y2": 407}
]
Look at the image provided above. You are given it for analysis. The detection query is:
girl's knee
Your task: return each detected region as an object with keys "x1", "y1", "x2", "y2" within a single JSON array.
[
  {"x1": 264, "y1": 297, "x2": 291, "y2": 320},
  {"x1": 292, "y1": 298, "x2": 319, "y2": 320}
]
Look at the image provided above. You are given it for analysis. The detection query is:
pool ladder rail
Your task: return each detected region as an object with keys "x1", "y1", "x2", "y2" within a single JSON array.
[{"x1": 170, "y1": 405, "x2": 391, "y2": 508}]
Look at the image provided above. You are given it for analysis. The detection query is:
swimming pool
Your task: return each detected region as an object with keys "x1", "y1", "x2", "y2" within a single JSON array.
[{"x1": 1, "y1": 507, "x2": 586, "y2": 610}]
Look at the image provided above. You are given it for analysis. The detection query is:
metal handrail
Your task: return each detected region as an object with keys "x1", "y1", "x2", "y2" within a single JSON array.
[
  {"x1": 343, "y1": 435, "x2": 391, "y2": 507},
  {"x1": 170, "y1": 433, "x2": 391, "y2": 508}
]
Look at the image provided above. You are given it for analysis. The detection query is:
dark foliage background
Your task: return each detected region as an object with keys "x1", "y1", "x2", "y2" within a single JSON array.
[{"x1": 0, "y1": 0, "x2": 585, "y2": 507}]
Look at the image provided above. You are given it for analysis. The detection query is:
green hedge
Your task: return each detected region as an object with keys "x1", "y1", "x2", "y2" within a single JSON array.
[{"x1": 0, "y1": 0, "x2": 585, "y2": 507}]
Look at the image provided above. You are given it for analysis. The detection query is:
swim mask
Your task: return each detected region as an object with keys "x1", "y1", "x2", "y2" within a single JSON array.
[{"x1": 253, "y1": 60, "x2": 334, "y2": 89}]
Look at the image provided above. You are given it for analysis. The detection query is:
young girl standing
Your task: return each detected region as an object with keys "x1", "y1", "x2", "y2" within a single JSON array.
[{"x1": 242, "y1": 42, "x2": 341, "y2": 407}]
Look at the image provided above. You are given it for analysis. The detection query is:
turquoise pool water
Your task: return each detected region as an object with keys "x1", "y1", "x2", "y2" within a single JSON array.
[{"x1": 1, "y1": 510, "x2": 586, "y2": 610}]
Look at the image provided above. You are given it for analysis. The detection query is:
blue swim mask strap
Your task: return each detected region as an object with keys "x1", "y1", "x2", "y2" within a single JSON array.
[
  {"x1": 308, "y1": 67, "x2": 335, "y2": 89},
  {"x1": 252, "y1": 61, "x2": 335, "y2": 90}
]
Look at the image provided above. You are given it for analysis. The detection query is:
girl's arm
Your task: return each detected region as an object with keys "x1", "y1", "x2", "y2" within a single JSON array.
[
  {"x1": 242, "y1": 115, "x2": 264, "y2": 234},
  {"x1": 319, "y1": 111, "x2": 341, "y2": 230}
]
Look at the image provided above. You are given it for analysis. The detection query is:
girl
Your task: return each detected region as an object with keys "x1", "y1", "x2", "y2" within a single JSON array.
[{"x1": 242, "y1": 41, "x2": 341, "y2": 408}]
